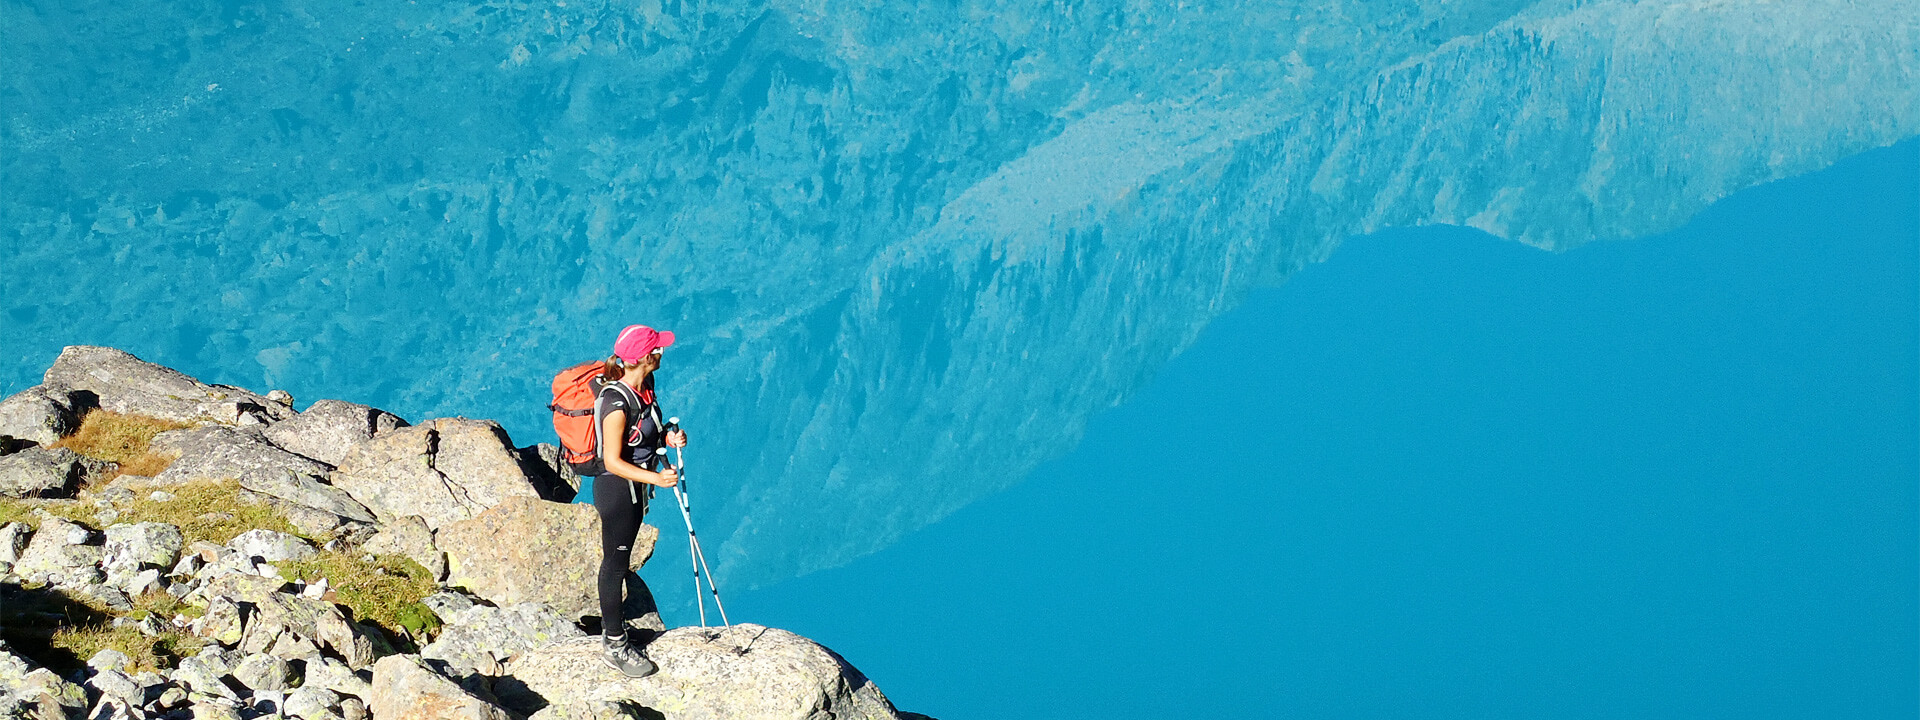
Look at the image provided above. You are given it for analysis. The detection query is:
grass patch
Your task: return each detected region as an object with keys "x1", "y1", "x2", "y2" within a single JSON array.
[
  {"x1": 0, "y1": 585, "x2": 200, "y2": 673},
  {"x1": 0, "y1": 498, "x2": 98, "y2": 531},
  {"x1": 279, "y1": 552, "x2": 438, "y2": 650},
  {"x1": 120, "y1": 480, "x2": 302, "y2": 545},
  {"x1": 47, "y1": 622, "x2": 202, "y2": 674},
  {"x1": 51, "y1": 410, "x2": 190, "y2": 480},
  {"x1": 0, "y1": 481, "x2": 302, "y2": 545}
]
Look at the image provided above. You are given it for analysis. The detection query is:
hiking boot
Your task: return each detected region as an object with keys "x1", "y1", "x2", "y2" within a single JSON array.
[{"x1": 601, "y1": 633, "x2": 657, "y2": 678}]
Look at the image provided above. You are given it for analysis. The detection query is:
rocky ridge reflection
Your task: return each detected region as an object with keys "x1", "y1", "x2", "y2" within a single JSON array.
[{"x1": 2, "y1": 0, "x2": 1915, "y2": 588}]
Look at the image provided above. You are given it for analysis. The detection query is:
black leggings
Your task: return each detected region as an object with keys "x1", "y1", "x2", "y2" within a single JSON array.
[{"x1": 592, "y1": 473, "x2": 648, "y2": 636}]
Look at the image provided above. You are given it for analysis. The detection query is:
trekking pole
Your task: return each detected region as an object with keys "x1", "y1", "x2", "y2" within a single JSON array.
[
  {"x1": 655, "y1": 447, "x2": 707, "y2": 626},
  {"x1": 664, "y1": 419, "x2": 731, "y2": 627}
]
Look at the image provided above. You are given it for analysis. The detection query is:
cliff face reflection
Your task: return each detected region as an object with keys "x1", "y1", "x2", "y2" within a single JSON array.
[{"x1": 3, "y1": 0, "x2": 1914, "y2": 588}]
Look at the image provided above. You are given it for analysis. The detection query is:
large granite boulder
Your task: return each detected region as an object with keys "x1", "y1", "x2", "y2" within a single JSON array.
[
  {"x1": 0, "y1": 446, "x2": 101, "y2": 498},
  {"x1": 151, "y1": 425, "x2": 333, "y2": 484},
  {"x1": 497, "y1": 625, "x2": 901, "y2": 720},
  {"x1": 368, "y1": 655, "x2": 513, "y2": 720},
  {"x1": 0, "y1": 386, "x2": 81, "y2": 448},
  {"x1": 265, "y1": 400, "x2": 408, "y2": 467},
  {"x1": 239, "y1": 468, "x2": 377, "y2": 525},
  {"x1": 330, "y1": 419, "x2": 540, "y2": 530},
  {"x1": 41, "y1": 346, "x2": 293, "y2": 426},
  {"x1": 437, "y1": 498, "x2": 656, "y2": 621}
]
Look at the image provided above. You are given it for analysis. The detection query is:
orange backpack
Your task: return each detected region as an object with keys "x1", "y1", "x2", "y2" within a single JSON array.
[{"x1": 549, "y1": 361, "x2": 604, "y2": 466}]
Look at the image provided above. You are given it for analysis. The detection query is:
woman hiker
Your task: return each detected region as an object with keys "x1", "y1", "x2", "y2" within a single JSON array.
[{"x1": 575, "y1": 324, "x2": 686, "y2": 677}]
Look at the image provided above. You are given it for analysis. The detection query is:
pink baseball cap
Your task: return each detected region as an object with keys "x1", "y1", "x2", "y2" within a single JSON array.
[{"x1": 613, "y1": 325, "x2": 675, "y2": 363}]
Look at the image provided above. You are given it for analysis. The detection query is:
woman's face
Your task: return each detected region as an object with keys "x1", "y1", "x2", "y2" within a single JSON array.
[{"x1": 626, "y1": 350, "x2": 661, "y2": 379}]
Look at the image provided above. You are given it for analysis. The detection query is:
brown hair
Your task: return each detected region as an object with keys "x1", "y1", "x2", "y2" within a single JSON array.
[{"x1": 598, "y1": 355, "x2": 657, "y2": 391}]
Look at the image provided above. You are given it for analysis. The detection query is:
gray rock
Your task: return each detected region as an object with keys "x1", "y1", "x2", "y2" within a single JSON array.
[
  {"x1": 421, "y1": 602, "x2": 586, "y2": 679},
  {"x1": 85, "y1": 585, "x2": 134, "y2": 612},
  {"x1": 0, "y1": 446, "x2": 100, "y2": 498},
  {"x1": 104, "y1": 523, "x2": 185, "y2": 579},
  {"x1": 262, "y1": 401, "x2": 407, "y2": 468},
  {"x1": 253, "y1": 496, "x2": 348, "y2": 539},
  {"x1": 226, "y1": 530, "x2": 315, "y2": 563},
  {"x1": 0, "y1": 522, "x2": 31, "y2": 563},
  {"x1": 0, "y1": 385, "x2": 81, "y2": 448},
  {"x1": 149, "y1": 427, "x2": 331, "y2": 488},
  {"x1": 367, "y1": 655, "x2": 511, "y2": 720},
  {"x1": 198, "y1": 597, "x2": 246, "y2": 647},
  {"x1": 497, "y1": 625, "x2": 901, "y2": 720},
  {"x1": 188, "y1": 698, "x2": 243, "y2": 720},
  {"x1": 86, "y1": 668, "x2": 145, "y2": 707},
  {"x1": 330, "y1": 419, "x2": 541, "y2": 531},
  {"x1": 86, "y1": 650, "x2": 133, "y2": 674},
  {"x1": 13, "y1": 515, "x2": 104, "y2": 580},
  {"x1": 233, "y1": 592, "x2": 376, "y2": 669},
  {"x1": 2, "y1": 667, "x2": 89, "y2": 720},
  {"x1": 280, "y1": 687, "x2": 340, "y2": 720},
  {"x1": 299, "y1": 658, "x2": 370, "y2": 701},
  {"x1": 438, "y1": 498, "x2": 655, "y2": 622},
  {"x1": 237, "y1": 468, "x2": 374, "y2": 525},
  {"x1": 125, "y1": 569, "x2": 165, "y2": 597},
  {"x1": 170, "y1": 651, "x2": 241, "y2": 702},
  {"x1": 153, "y1": 686, "x2": 188, "y2": 710},
  {"x1": 41, "y1": 347, "x2": 293, "y2": 426},
  {"x1": 359, "y1": 516, "x2": 443, "y2": 581},
  {"x1": 230, "y1": 655, "x2": 295, "y2": 694},
  {"x1": 419, "y1": 593, "x2": 477, "y2": 625},
  {"x1": 337, "y1": 697, "x2": 367, "y2": 720}
]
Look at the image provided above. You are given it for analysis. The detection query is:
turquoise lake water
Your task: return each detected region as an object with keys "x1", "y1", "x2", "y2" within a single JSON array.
[
  {"x1": 4, "y1": 2, "x2": 1916, "y2": 717},
  {"x1": 717, "y1": 143, "x2": 1918, "y2": 718}
]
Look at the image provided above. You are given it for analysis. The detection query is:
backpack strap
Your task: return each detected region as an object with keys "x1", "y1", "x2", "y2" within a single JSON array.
[{"x1": 549, "y1": 403, "x2": 593, "y2": 417}]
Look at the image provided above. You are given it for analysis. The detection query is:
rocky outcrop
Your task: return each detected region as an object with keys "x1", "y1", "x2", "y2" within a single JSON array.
[
  {"x1": 498, "y1": 625, "x2": 901, "y2": 720},
  {"x1": 0, "y1": 347, "x2": 924, "y2": 720},
  {"x1": 41, "y1": 346, "x2": 294, "y2": 426},
  {"x1": 265, "y1": 399, "x2": 408, "y2": 467},
  {"x1": 330, "y1": 419, "x2": 541, "y2": 530},
  {"x1": 0, "y1": 387, "x2": 81, "y2": 449},
  {"x1": 437, "y1": 498, "x2": 656, "y2": 622},
  {"x1": 369, "y1": 654, "x2": 513, "y2": 720},
  {"x1": 0, "y1": 446, "x2": 103, "y2": 498}
]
